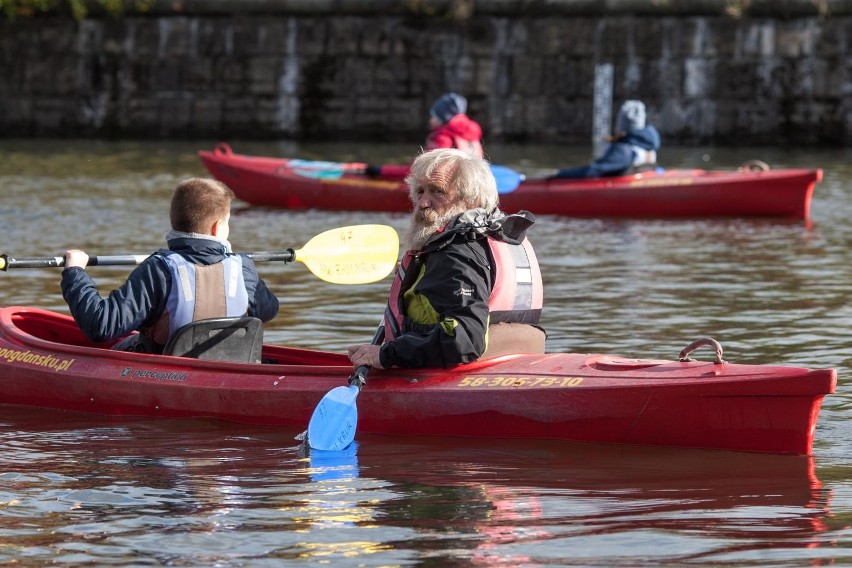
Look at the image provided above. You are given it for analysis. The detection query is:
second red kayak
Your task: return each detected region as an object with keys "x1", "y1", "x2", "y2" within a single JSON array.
[{"x1": 199, "y1": 143, "x2": 822, "y2": 221}]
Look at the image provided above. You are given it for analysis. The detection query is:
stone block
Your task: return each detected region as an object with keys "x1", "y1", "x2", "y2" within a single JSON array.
[
  {"x1": 0, "y1": 97, "x2": 33, "y2": 131},
  {"x1": 31, "y1": 97, "x2": 71, "y2": 133},
  {"x1": 814, "y1": 18, "x2": 848, "y2": 58},
  {"x1": 215, "y1": 56, "x2": 249, "y2": 94},
  {"x1": 684, "y1": 57, "x2": 716, "y2": 99},
  {"x1": 222, "y1": 97, "x2": 258, "y2": 132},
  {"x1": 124, "y1": 19, "x2": 162, "y2": 58},
  {"x1": 122, "y1": 99, "x2": 161, "y2": 134},
  {"x1": 297, "y1": 17, "x2": 330, "y2": 57},
  {"x1": 248, "y1": 56, "x2": 282, "y2": 96},
  {"x1": 360, "y1": 19, "x2": 392, "y2": 57},
  {"x1": 526, "y1": 18, "x2": 596, "y2": 57},
  {"x1": 776, "y1": 20, "x2": 818, "y2": 58},
  {"x1": 158, "y1": 97, "x2": 194, "y2": 132}
]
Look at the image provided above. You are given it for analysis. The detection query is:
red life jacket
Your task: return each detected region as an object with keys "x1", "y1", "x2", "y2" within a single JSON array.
[
  {"x1": 383, "y1": 237, "x2": 542, "y2": 341},
  {"x1": 425, "y1": 115, "x2": 485, "y2": 159}
]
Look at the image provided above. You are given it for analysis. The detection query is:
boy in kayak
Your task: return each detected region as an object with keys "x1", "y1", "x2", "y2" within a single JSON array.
[
  {"x1": 348, "y1": 148, "x2": 545, "y2": 370},
  {"x1": 61, "y1": 177, "x2": 279, "y2": 353},
  {"x1": 365, "y1": 92, "x2": 484, "y2": 177},
  {"x1": 549, "y1": 99, "x2": 661, "y2": 179}
]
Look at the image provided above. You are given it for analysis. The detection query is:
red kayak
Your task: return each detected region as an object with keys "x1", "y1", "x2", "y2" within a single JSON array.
[
  {"x1": 198, "y1": 144, "x2": 822, "y2": 221},
  {"x1": 0, "y1": 306, "x2": 835, "y2": 454}
]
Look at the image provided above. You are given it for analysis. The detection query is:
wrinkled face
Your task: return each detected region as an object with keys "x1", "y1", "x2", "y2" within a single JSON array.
[
  {"x1": 406, "y1": 166, "x2": 466, "y2": 249},
  {"x1": 412, "y1": 166, "x2": 460, "y2": 221}
]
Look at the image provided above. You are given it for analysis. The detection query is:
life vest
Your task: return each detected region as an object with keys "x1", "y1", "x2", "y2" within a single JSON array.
[
  {"x1": 487, "y1": 237, "x2": 543, "y2": 325},
  {"x1": 383, "y1": 237, "x2": 542, "y2": 341},
  {"x1": 144, "y1": 252, "x2": 249, "y2": 346}
]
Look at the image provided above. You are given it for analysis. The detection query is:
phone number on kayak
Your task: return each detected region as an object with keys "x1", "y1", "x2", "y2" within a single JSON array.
[{"x1": 458, "y1": 376, "x2": 584, "y2": 388}]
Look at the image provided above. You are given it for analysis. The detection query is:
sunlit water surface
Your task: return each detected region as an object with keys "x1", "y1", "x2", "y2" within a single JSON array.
[{"x1": 0, "y1": 139, "x2": 850, "y2": 566}]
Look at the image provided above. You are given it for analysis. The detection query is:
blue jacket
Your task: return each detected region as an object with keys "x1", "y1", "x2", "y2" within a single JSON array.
[
  {"x1": 61, "y1": 235, "x2": 279, "y2": 345},
  {"x1": 552, "y1": 126, "x2": 662, "y2": 179}
]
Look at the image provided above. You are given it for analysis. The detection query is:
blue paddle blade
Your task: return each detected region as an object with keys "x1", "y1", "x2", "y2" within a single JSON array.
[
  {"x1": 490, "y1": 164, "x2": 525, "y2": 194},
  {"x1": 307, "y1": 384, "x2": 360, "y2": 451}
]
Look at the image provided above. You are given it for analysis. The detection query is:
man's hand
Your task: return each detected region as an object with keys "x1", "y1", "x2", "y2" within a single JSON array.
[
  {"x1": 64, "y1": 249, "x2": 89, "y2": 269},
  {"x1": 347, "y1": 344, "x2": 384, "y2": 370}
]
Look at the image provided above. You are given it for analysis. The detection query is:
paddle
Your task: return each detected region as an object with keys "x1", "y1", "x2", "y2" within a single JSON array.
[
  {"x1": 289, "y1": 158, "x2": 525, "y2": 195},
  {"x1": 0, "y1": 224, "x2": 400, "y2": 286},
  {"x1": 306, "y1": 325, "x2": 385, "y2": 451},
  {"x1": 489, "y1": 164, "x2": 525, "y2": 194}
]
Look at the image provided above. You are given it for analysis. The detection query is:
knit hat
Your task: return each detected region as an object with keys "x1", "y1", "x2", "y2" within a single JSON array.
[
  {"x1": 430, "y1": 92, "x2": 467, "y2": 124},
  {"x1": 615, "y1": 100, "x2": 647, "y2": 132}
]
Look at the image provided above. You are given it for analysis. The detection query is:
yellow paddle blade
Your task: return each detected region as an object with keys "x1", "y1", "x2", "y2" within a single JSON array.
[{"x1": 293, "y1": 224, "x2": 399, "y2": 284}]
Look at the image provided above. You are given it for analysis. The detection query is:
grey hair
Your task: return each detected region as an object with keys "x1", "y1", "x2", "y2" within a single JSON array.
[{"x1": 405, "y1": 148, "x2": 499, "y2": 211}]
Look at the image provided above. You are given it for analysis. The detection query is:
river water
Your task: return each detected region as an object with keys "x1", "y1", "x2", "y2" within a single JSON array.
[{"x1": 1, "y1": 139, "x2": 851, "y2": 566}]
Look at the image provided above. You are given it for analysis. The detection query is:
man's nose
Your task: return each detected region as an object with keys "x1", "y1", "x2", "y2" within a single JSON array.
[{"x1": 418, "y1": 194, "x2": 432, "y2": 208}]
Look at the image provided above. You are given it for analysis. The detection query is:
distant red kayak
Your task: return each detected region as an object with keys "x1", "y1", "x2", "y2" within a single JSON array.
[
  {"x1": 0, "y1": 306, "x2": 835, "y2": 454},
  {"x1": 199, "y1": 143, "x2": 822, "y2": 221}
]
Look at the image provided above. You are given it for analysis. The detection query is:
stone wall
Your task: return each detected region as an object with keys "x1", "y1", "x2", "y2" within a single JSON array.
[{"x1": 1, "y1": 0, "x2": 850, "y2": 145}]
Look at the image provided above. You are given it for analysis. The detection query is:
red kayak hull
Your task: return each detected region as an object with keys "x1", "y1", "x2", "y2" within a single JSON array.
[
  {"x1": 198, "y1": 144, "x2": 822, "y2": 220},
  {"x1": 0, "y1": 306, "x2": 835, "y2": 454}
]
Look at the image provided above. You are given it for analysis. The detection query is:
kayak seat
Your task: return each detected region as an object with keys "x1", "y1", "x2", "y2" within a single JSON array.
[{"x1": 163, "y1": 317, "x2": 263, "y2": 363}]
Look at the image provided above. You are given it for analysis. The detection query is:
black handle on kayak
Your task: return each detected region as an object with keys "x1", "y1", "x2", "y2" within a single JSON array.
[{"x1": 348, "y1": 324, "x2": 386, "y2": 390}]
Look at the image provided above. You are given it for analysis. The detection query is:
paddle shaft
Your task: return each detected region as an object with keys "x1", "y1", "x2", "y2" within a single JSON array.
[{"x1": 0, "y1": 251, "x2": 296, "y2": 271}]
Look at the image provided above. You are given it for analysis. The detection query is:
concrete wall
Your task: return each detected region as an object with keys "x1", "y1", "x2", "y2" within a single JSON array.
[{"x1": 1, "y1": 0, "x2": 850, "y2": 145}]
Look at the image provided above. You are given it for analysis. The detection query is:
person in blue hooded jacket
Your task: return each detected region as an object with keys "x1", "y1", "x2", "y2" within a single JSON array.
[
  {"x1": 550, "y1": 100, "x2": 661, "y2": 179},
  {"x1": 61, "y1": 178, "x2": 279, "y2": 354}
]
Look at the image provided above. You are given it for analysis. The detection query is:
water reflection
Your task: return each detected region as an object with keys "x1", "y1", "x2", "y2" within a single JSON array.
[
  {"x1": 0, "y1": 406, "x2": 844, "y2": 565},
  {"x1": 305, "y1": 442, "x2": 360, "y2": 483},
  {"x1": 355, "y1": 437, "x2": 836, "y2": 564}
]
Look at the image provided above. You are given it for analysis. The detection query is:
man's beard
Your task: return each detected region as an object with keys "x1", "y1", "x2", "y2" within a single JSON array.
[{"x1": 404, "y1": 204, "x2": 467, "y2": 250}]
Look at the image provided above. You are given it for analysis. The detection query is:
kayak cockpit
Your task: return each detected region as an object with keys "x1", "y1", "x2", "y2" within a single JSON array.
[{"x1": 1, "y1": 306, "x2": 351, "y2": 367}]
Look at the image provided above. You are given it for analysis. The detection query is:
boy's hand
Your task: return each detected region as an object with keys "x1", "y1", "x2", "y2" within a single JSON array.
[{"x1": 64, "y1": 249, "x2": 89, "y2": 269}]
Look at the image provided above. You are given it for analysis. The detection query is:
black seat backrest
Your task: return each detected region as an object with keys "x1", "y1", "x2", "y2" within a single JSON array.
[{"x1": 163, "y1": 317, "x2": 263, "y2": 363}]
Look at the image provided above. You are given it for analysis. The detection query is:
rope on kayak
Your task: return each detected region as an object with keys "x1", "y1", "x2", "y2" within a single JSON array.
[{"x1": 679, "y1": 337, "x2": 726, "y2": 365}]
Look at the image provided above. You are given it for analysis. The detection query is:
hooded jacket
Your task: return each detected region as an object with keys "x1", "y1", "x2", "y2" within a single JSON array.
[
  {"x1": 552, "y1": 125, "x2": 661, "y2": 179},
  {"x1": 60, "y1": 234, "x2": 279, "y2": 350}
]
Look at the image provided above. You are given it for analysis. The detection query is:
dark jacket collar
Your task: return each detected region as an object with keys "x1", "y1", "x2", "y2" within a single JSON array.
[{"x1": 423, "y1": 208, "x2": 536, "y2": 251}]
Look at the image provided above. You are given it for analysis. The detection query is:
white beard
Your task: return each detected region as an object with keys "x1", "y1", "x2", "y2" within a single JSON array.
[{"x1": 404, "y1": 204, "x2": 467, "y2": 250}]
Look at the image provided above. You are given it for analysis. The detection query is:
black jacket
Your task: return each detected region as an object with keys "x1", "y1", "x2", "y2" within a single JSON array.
[{"x1": 379, "y1": 209, "x2": 535, "y2": 369}]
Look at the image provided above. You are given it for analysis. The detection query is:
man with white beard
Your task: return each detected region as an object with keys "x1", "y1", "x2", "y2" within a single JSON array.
[{"x1": 348, "y1": 148, "x2": 545, "y2": 370}]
